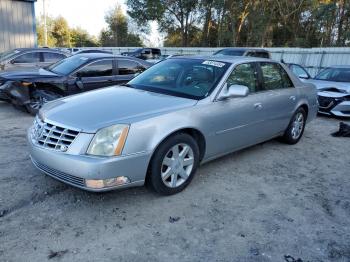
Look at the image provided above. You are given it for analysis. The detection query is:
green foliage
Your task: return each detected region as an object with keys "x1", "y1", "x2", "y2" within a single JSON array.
[
  {"x1": 37, "y1": 16, "x2": 98, "y2": 47},
  {"x1": 51, "y1": 16, "x2": 71, "y2": 47},
  {"x1": 100, "y1": 5, "x2": 143, "y2": 47},
  {"x1": 37, "y1": 16, "x2": 57, "y2": 47},
  {"x1": 70, "y1": 28, "x2": 99, "y2": 47},
  {"x1": 127, "y1": 0, "x2": 350, "y2": 47}
]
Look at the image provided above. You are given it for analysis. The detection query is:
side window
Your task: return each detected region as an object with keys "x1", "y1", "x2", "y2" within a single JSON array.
[
  {"x1": 226, "y1": 63, "x2": 258, "y2": 93},
  {"x1": 12, "y1": 52, "x2": 40, "y2": 64},
  {"x1": 278, "y1": 64, "x2": 294, "y2": 88},
  {"x1": 245, "y1": 51, "x2": 255, "y2": 57},
  {"x1": 260, "y1": 62, "x2": 284, "y2": 90},
  {"x1": 118, "y1": 60, "x2": 144, "y2": 75},
  {"x1": 76, "y1": 60, "x2": 113, "y2": 77},
  {"x1": 43, "y1": 52, "x2": 66, "y2": 63},
  {"x1": 255, "y1": 52, "x2": 269, "y2": 58}
]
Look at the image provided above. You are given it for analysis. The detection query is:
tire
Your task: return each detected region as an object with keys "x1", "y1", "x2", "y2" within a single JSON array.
[
  {"x1": 281, "y1": 107, "x2": 307, "y2": 144},
  {"x1": 148, "y1": 133, "x2": 200, "y2": 195},
  {"x1": 25, "y1": 90, "x2": 62, "y2": 115}
]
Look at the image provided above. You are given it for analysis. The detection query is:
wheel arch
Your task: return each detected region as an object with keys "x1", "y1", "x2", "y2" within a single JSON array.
[
  {"x1": 152, "y1": 127, "x2": 206, "y2": 162},
  {"x1": 145, "y1": 127, "x2": 206, "y2": 186},
  {"x1": 28, "y1": 82, "x2": 65, "y2": 97},
  {"x1": 297, "y1": 103, "x2": 309, "y2": 119}
]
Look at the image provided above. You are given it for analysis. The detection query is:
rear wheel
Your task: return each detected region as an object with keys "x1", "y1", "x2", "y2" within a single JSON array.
[
  {"x1": 25, "y1": 90, "x2": 62, "y2": 115},
  {"x1": 281, "y1": 107, "x2": 306, "y2": 144},
  {"x1": 148, "y1": 133, "x2": 200, "y2": 195}
]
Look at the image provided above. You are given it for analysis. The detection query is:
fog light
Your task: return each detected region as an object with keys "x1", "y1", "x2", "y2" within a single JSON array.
[{"x1": 85, "y1": 176, "x2": 130, "y2": 189}]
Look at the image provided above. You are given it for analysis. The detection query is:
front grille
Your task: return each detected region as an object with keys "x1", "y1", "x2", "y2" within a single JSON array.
[
  {"x1": 31, "y1": 117, "x2": 79, "y2": 152},
  {"x1": 318, "y1": 96, "x2": 335, "y2": 109},
  {"x1": 32, "y1": 159, "x2": 85, "y2": 187}
]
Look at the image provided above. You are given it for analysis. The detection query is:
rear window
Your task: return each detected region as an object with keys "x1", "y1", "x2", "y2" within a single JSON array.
[{"x1": 213, "y1": 49, "x2": 245, "y2": 57}]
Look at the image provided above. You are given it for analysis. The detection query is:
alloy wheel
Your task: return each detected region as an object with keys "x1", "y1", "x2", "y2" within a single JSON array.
[
  {"x1": 161, "y1": 143, "x2": 194, "y2": 188},
  {"x1": 291, "y1": 112, "x2": 304, "y2": 139}
]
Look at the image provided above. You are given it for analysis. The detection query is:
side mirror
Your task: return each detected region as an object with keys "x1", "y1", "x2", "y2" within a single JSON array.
[
  {"x1": 298, "y1": 73, "x2": 309, "y2": 79},
  {"x1": 75, "y1": 79, "x2": 84, "y2": 89},
  {"x1": 218, "y1": 84, "x2": 249, "y2": 100}
]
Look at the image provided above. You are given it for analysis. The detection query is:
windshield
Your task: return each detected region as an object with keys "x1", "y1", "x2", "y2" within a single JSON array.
[
  {"x1": 315, "y1": 67, "x2": 350, "y2": 82},
  {"x1": 213, "y1": 49, "x2": 245, "y2": 57},
  {"x1": 47, "y1": 55, "x2": 89, "y2": 75},
  {"x1": 0, "y1": 49, "x2": 21, "y2": 61},
  {"x1": 128, "y1": 58, "x2": 230, "y2": 99}
]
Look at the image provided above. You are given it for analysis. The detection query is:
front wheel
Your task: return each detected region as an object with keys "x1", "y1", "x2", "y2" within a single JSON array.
[
  {"x1": 281, "y1": 107, "x2": 306, "y2": 144},
  {"x1": 148, "y1": 133, "x2": 200, "y2": 195},
  {"x1": 25, "y1": 90, "x2": 62, "y2": 115}
]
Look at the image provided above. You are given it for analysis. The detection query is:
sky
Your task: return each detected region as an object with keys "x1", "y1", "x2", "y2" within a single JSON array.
[{"x1": 34, "y1": 0, "x2": 161, "y2": 46}]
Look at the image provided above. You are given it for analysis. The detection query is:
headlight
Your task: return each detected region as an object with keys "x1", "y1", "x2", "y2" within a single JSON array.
[{"x1": 87, "y1": 124, "x2": 129, "y2": 156}]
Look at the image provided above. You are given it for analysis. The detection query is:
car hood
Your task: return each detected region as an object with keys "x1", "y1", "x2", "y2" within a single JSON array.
[
  {"x1": 306, "y1": 79, "x2": 350, "y2": 93},
  {"x1": 40, "y1": 86, "x2": 198, "y2": 133},
  {"x1": 0, "y1": 68, "x2": 59, "y2": 80}
]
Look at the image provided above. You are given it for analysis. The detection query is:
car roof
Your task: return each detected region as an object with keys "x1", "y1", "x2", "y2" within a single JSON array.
[
  {"x1": 327, "y1": 65, "x2": 350, "y2": 69},
  {"x1": 168, "y1": 55, "x2": 274, "y2": 64},
  {"x1": 13, "y1": 48, "x2": 67, "y2": 53},
  {"x1": 72, "y1": 53, "x2": 118, "y2": 59},
  {"x1": 71, "y1": 53, "x2": 152, "y2": 64},
  {"x1": 216, "y1": 47, "x2": 269, "y2": 52}
]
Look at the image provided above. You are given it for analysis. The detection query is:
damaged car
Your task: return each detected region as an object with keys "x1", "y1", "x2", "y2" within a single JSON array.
[
  {"x1": 306, "y1": 65, "x2": 350, "y2": 117},
  {"x1": 0, "y1": 53, "x2": 151, "y2": 114},
  {"x1": 28, "y1": 56, "x2": 318, "y2": 195}
]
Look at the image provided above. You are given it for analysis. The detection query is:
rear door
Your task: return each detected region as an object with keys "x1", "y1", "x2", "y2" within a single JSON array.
[
  {"x1": 115, "y1": 59, "x2": 146, "y2": 84},
  {"x1": 257, "y1": 62, "x2": 297, "y2": 134},
  {"x1": 73, "y1": 59, "x2": 115, "y2": 92}
]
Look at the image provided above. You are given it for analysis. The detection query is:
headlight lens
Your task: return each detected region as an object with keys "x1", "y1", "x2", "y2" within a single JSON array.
[{"x1": 87, "y1": 124, "x2": 129, "y2": 156}]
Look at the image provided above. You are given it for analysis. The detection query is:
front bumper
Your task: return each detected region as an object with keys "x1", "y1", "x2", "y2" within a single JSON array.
[
  {"x1": 318, "y1": 94, "x2": 350, "y2": 117},
  {"x1": 28, "y1": 130, "x2": 152, "y2": 192}
]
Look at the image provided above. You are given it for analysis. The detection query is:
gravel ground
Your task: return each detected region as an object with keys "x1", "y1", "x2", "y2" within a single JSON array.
[{"x1": 0, "y1": 101, "x2": 349, "y2": 262}]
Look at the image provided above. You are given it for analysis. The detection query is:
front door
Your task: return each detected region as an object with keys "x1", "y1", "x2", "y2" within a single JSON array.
[
  {"x1": 74, "y1": 59, "x2": 115, "y2": 92},
  {"x1": 206, "y1": 62, "x2": 269, "y2": 157}
]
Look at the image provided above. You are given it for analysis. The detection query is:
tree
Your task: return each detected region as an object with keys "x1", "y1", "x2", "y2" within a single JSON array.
[
  {"x1": 51, "y1": 16, "x2": 71, "y2": 47},
  {"x1": 127, "y1": 0, "x2": 199, "y2": 46},
  {"x1": 100, "y1": 5, "x2": 143, "y2": 47},
  {"x1": 36, "y1": 16, "x2": 57, "y2": 47},
  {"x1": 70, "y1": 27, "x2": 99, "y2": 47}
]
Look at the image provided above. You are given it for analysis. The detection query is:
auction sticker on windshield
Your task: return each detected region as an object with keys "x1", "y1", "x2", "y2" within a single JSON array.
[{"x1": 202, "y1": 61, "x2": 226, "y2": 67}]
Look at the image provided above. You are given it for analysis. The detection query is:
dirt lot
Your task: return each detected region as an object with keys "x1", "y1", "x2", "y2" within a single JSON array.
[{"x1": 0, "y1": 101, "x2": 349, "y2": 262}]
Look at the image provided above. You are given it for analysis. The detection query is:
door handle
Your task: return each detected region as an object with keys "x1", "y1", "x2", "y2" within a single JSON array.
[
  {"x1": 254, "y1": 103, "x2": 263, "y2": 110},
  {"x1": 289, "y1": 95, "x2": 296, "y2": 101}
]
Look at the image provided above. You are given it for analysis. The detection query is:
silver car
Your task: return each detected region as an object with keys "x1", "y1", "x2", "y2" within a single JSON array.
[
  {"x1": 28, "y1": 56, "x2": 318, "y2": 195},
  {"x1": 306, "y1": 65, "x2": 350, "y2": 117},
  {"x1": 0, "y1": 48, "x2": 69, "y2": 71}
]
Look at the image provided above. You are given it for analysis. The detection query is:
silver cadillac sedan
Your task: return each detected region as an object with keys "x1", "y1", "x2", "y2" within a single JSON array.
[{"x1": 28, "y1": 56, "x2": 318, "y2": 195}]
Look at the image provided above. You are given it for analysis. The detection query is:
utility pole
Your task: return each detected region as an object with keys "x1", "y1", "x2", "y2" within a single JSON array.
[{"x1": 43, "y1": 0, "x2": 48, "y2": 46}]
